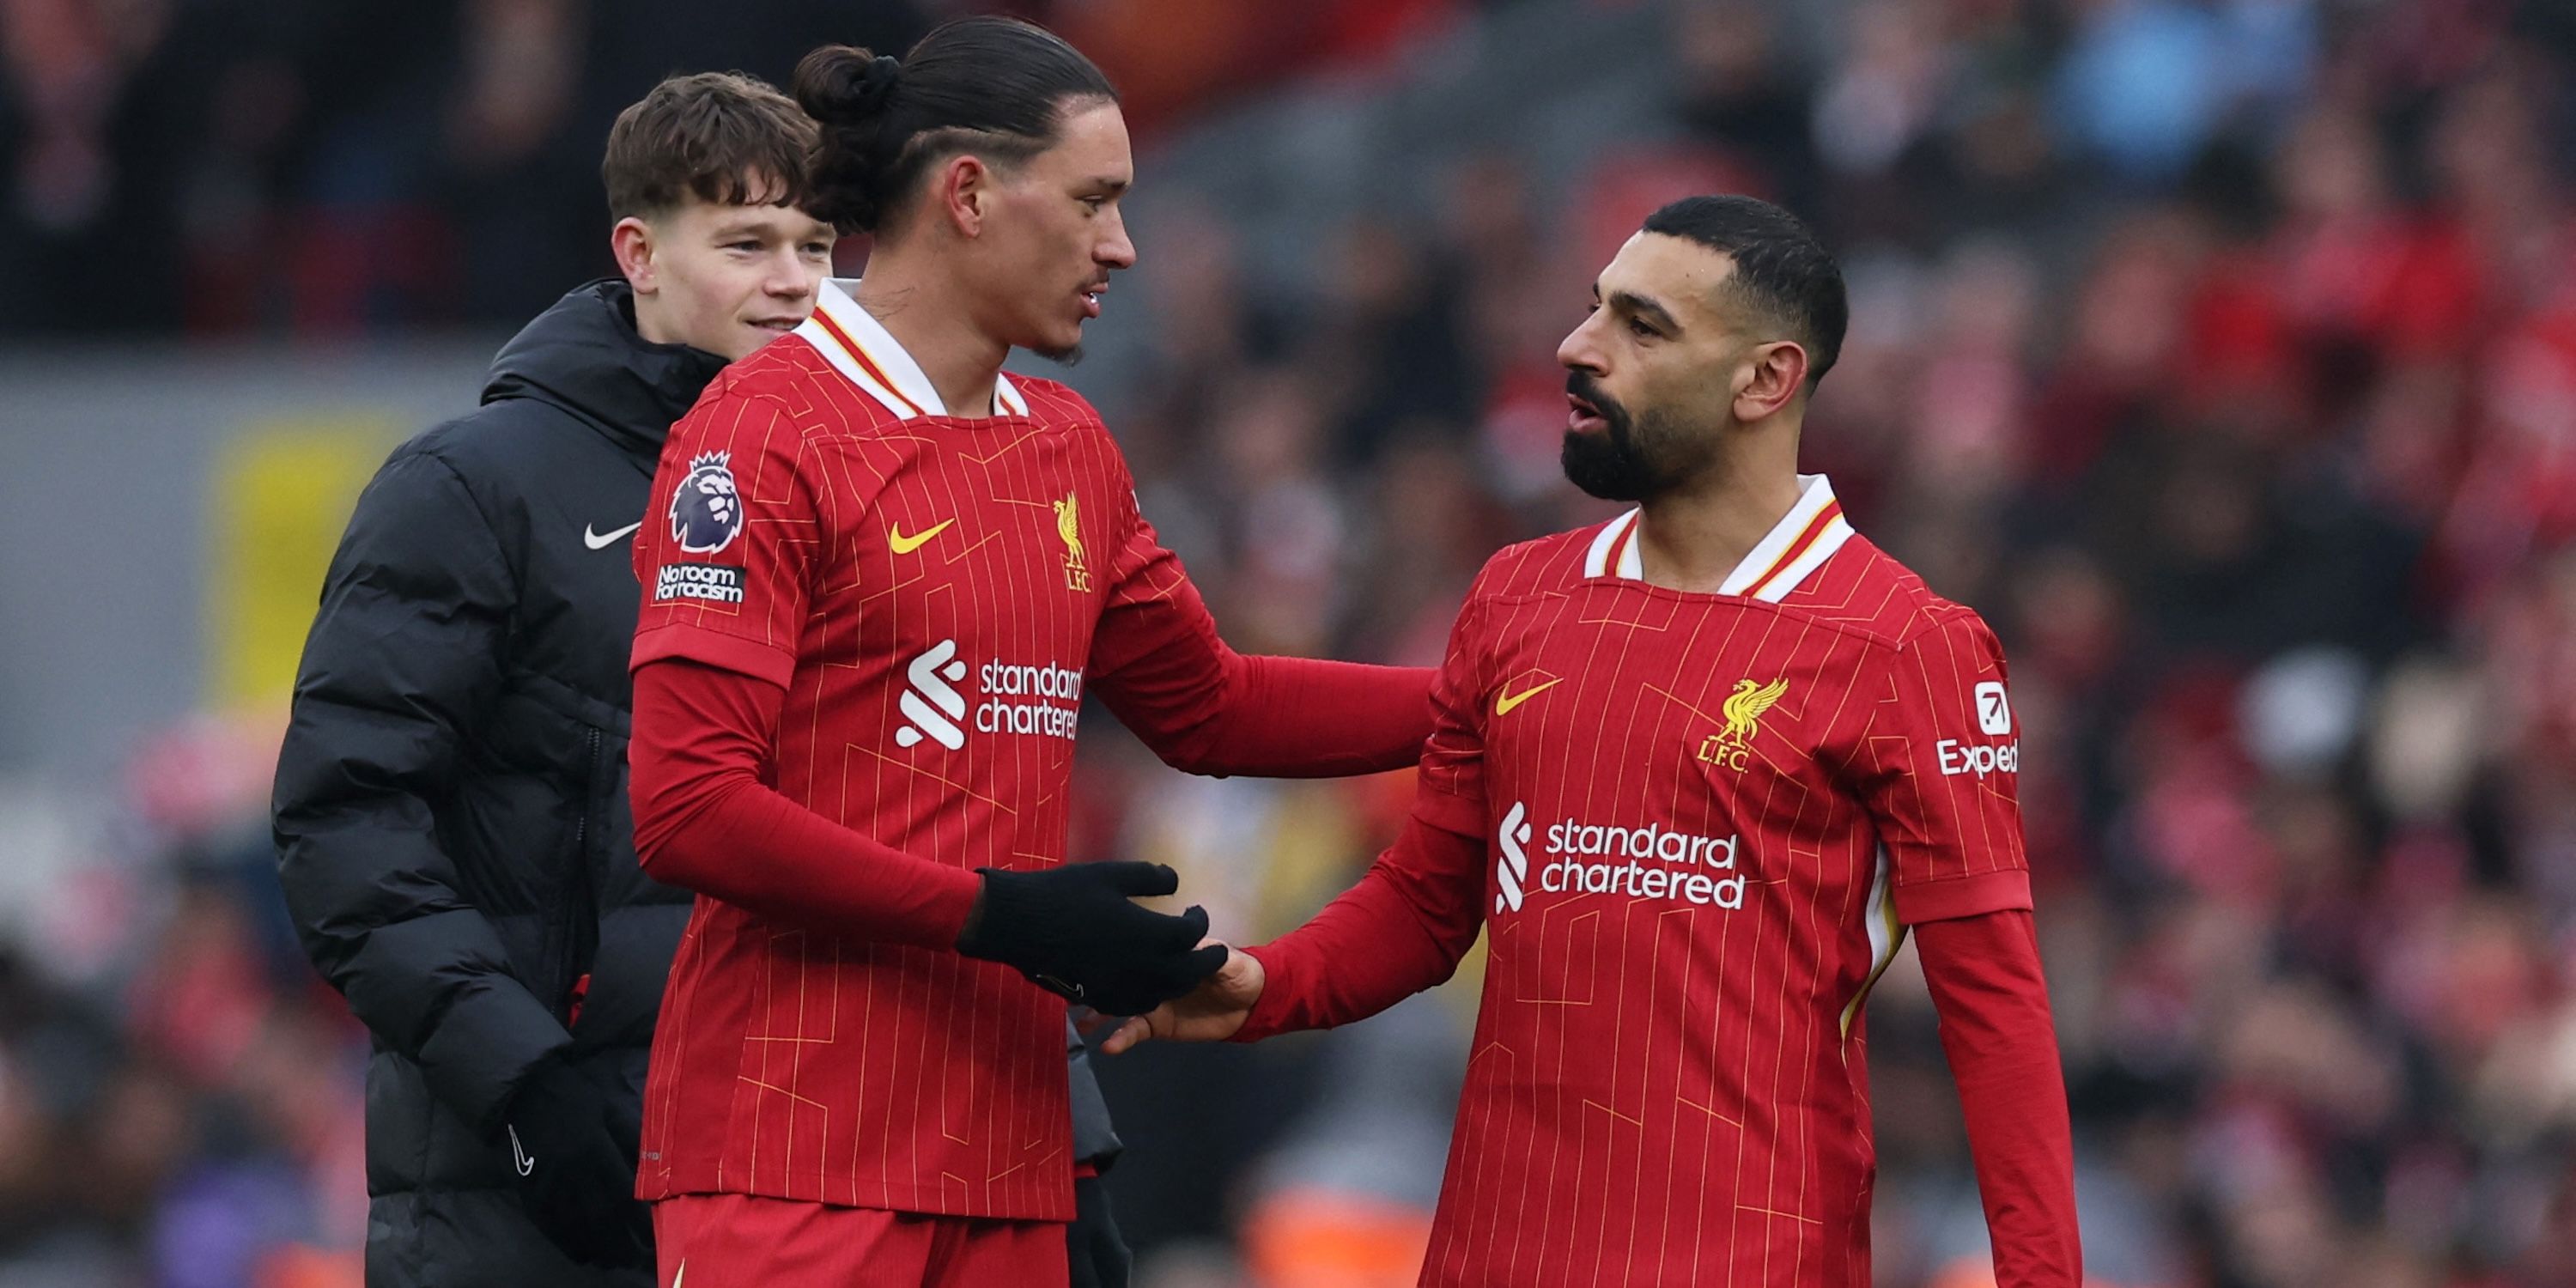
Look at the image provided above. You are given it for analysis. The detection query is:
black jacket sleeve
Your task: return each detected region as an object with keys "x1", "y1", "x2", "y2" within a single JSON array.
[
  {"x1": 1068, "y1": 1017, "x2": 1122, "y2": 1168},
  {"x1": 273, "y1": 445, "x2": 569, "y2": 1133}
]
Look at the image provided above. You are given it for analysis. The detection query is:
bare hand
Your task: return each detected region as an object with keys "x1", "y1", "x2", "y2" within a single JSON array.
[{"x1": 1099, "y1": 946, "x2": 1266, "y2": 1055}]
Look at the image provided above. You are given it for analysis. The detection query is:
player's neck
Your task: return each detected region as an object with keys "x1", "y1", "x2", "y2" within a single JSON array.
[
  {"x1": 850, "y1": 264, "x2": 1009, "y2": 417},
  {"x1": 1633, "y1": 430, "x2": 1805, "y2": 594}
]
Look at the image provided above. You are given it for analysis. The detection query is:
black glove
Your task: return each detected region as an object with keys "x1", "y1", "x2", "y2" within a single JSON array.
[
  {"x1": 1068, "y1": 1173, "x2": 1130, "y2": 1288},
  {"x1": 955, "y1": 861, "x2": 1227, "y2": 1016},
  {"x1": 504, "y1": 1054, "x2": 654, "y2": 1269}
]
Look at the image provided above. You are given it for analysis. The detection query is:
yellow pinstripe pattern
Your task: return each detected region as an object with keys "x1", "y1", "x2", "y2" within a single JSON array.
[{"x1": 1412, "y1": 507, "x2": 2027, "y2": 1288}]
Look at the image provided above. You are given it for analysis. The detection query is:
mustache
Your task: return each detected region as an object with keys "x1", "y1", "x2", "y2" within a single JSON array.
[{"x1": 1565, "y1": 370, "x2": 1629, "y2": 434}]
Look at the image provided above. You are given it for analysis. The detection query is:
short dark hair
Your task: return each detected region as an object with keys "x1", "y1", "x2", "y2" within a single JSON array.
[
  {"x1": 602, "y1": 71, "x2": 817, "y2": 221},
  {"x1": 1640, "y1": 196, "x2": 1848, "y2": 390},
  {"x1": 791, "y1": 16, "x2": 1116, "y2": 234}
]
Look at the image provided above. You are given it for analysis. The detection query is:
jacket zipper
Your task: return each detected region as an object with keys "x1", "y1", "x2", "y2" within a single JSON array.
[
  {"x1": 561, "y1": 727, "x2": 603, "y2": 1025},
  {"x1": 574, "y1": 727, "x2": 599, "y2": 871}
]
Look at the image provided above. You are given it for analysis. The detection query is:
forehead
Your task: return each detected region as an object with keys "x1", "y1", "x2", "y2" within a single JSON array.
[
  {"x1": 1023, "y1": 100, "x2": 1132, "y2": 183},
  {"x1": 1600, "y1": 231, "x2": 1737, "y2": 325},
  {"x1": 659, "y1": 185, "x2": 829, "y2": 235}
]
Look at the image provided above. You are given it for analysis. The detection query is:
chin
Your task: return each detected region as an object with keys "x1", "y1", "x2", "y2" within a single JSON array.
[{"x1": 1021, "y1": 322, "x2": 1087, "y2": 366}]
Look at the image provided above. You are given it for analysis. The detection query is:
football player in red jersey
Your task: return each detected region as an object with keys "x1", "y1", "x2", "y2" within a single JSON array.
[
  {"x1": 1109, "y1": 196, "x2": 2083, "y2": 1288},
  {"x1": 621, "y1": 16, "x2": 1437, "y2": 1288}
]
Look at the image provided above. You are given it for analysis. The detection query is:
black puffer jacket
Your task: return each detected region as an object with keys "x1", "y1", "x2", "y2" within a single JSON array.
[{"x1": 274, "y1": 280, "x2": 1125, "y2": 1286}]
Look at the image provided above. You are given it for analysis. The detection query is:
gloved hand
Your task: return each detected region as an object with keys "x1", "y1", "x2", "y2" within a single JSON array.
[
  {"x1": 504, "y1": 1054, "x2": 654, "y2": 1269},
  {"x1": 955, "y1": 861, "x2": 1227, "y2": 1016},
  {"x1": 1068, "y1": 1172, "x2": 1131, "y2": 1288}
]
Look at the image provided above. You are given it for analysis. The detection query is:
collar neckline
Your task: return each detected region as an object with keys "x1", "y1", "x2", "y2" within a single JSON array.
[
  {"x1": 795, "y1": 278, "x2": 1029, "y2": 419},
  {"x1": 1582, "y1": 473, "x2": 1854, "y2": 601}
]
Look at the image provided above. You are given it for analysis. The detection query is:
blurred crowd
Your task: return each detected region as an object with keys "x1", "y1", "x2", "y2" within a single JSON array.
[
  {"x1": 9, "y1": 0, "x2": 2576, "y2": 1285},
  {"x1": 0, "y1": 0, "x2": 1458, "y2": 336}
]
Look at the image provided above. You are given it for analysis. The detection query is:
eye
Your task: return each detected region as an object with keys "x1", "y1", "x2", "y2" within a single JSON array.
[
  {"x1": 1627, "y1": 318, "x2": 1659, "y2": 340},
  {"x1": 1080, "y1": 196, "x2": 1108, "y2": 212},
  {"x1": 801, "y1": 241, "x2": 831, "y2": 257},
  {"x1": 726, "y1": 240, "x2": 760, "y2": 252}
]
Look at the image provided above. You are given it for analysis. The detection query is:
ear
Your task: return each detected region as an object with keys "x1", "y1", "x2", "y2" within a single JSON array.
[
  {"x1": 611, "y1": 216, "x2": 658, "y2": 295},
  {"x1": 933, "y1": 155, "x2": 994, "y2": 239},
  {"x1": 1734, "y1": 340, "x2": 1810, "y2": 422}
]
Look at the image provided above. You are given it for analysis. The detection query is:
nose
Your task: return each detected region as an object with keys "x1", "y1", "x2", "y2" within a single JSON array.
[
  {"x1": 1097, "y1": 208, "x2": 1137, "y2": 271},
  {"x1": 1558, "y1": 310, "x2": 1607, "y2": 374},
  {"x1": 768, "y1": 247, "x2": 818, "y2": 299}
]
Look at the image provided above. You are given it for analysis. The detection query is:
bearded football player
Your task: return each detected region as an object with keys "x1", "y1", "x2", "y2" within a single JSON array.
[{"x1": 1109, "y1": 195, "x2": 2083, "y2": 1288}]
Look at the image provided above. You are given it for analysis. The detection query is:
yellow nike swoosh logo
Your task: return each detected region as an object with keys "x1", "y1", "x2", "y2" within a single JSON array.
[
  {"x1": 1494, "y1": 677, "x2": 1562, "y2": 716},
  {"x1": 888, "y1": 519, "x2": 956, "y2": 555}
]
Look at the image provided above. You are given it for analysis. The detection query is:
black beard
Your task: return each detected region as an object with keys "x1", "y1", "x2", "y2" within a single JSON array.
[
  {"x1": 1561, "y1": 424, "x2": 1655, "y2": 501},
  {"x1": 1560, "y1": 371, "x2": 1662, "y2": 501}
]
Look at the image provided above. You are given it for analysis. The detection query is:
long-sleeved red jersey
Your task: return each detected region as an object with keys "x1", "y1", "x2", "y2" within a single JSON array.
[
  {"x1": 1241, "y1": 479, "x2": 2081, "y2": 1286},
  {"x1": 625, "y1": 282, "x2": 1430, "y2": 1222}
]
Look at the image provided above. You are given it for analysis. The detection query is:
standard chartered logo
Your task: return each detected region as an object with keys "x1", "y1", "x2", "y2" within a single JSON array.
[
  {"x1": 896, "y1": 640, "x2": 970, "y2": 750},
  {"x1": 894, "y1": 640, "x2": 1084, "y2": 751},
  {"x1": 1496, "y1": 802, "x2": 1532, "y2": 914},
  {"x1": 1492, "y1": 802, "x2": 1747, "y2": 912}
]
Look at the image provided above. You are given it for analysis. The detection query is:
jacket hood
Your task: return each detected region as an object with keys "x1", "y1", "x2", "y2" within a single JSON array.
[{"x1": 480, "y1": 279, "x2": 729, "y2": 457}]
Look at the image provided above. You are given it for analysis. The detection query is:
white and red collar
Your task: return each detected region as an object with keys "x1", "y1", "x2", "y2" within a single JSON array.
[
  {"x1": 1582, "y1": 473, "x2": 1855, "y2": 602},
  {"x1": 793, "y1": 278, "x2": 1030, "y2": 419}
]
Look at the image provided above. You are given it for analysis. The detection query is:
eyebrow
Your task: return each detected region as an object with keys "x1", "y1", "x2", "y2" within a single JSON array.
[{"x1": 1607, "y1": 289, "x2": 1682, "y2": 334}]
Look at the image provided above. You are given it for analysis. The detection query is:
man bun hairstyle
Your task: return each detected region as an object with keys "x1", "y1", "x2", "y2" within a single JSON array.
[
  {"x1": 792, "y1": 16, "x2": 1116, "y2": 234},
  {"x1": 1642, "y1": 195, "x2": 1849, "y2": 390},
  {"x1": 603, "y1": 71, "x2": 817, "y2": 220}
]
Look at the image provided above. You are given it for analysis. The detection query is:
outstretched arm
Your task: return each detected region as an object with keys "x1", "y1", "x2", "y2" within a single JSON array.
[
  {"x1": 1101, "y1": 809, "x2": 1486, "y2": 1053},
  {"x1": 1106, "y1": 580, "x2": 1496, "y2": 1054},
  {"x1": 1102, "y1": 803, "x2": 1488, "y2": 1053},
  {"x1": 1238, "y1": 807, "x2": 1488, "y2": 1036},
  {"x1": 1917, "y1": 910, "x2": 2081, "y2": 1288},
  {"x1": 1100, "y1": 642, "x2": 1436, "y2": 781},
  {"x1": 1087, "y1": 486, "x2": 1433, "y2": 778}
]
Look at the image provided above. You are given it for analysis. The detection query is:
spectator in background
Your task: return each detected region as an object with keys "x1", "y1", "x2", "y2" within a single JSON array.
[{"x1": 269, "y1": 72, "x2": 835, "y2": 1287}]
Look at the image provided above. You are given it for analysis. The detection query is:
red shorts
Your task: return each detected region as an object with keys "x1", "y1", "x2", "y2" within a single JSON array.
[{"x1": 653, "y1": 1193, "x2": 1067, "y2": 1288}]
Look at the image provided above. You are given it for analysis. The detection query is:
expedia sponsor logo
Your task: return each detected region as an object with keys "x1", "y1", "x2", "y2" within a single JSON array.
[
  {"x1": 1494, "y1": 804, "x2": 1747, "y2": 911},
  {"x1": 653, "y1": 562, "x2": 744, "y2": 604},
  {"x1": 895, "y1": 640, "x2": 1084, "y2": 750},
  {"x1": 1975, "y1": 681, "x2": 2012, "y2": 734},
  {"x1": 1937, "y1": 682, "x2": 2018, "y2": 776},
  {"x1": 1936, "y1": 739, "x2": 2019, "y2": 777}
]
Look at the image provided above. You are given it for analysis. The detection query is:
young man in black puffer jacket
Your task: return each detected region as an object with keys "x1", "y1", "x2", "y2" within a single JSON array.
[{"x1": 273, "y1": 70, "x2": 1134, "y2": 1288}]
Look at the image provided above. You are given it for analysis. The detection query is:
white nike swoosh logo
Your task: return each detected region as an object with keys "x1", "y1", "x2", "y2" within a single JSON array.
[
  {"x1": 585, "y1": 521, "x2": 644, "y2": 550},
  {"x1": 509, "y1": 1125, "x2": 536, "y2": 1176}
]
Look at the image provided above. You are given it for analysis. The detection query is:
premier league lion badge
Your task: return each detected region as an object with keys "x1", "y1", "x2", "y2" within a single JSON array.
[{"x1": 670, "y1": 451, "x2": 743, "y2": 554}]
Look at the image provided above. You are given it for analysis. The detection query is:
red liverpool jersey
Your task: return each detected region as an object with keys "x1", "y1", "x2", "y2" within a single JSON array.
[
  {"x1": 629, "y1": 282, "x2": 1188, "y2": 1221},
  {"x1": 1383, "y1": 477, "x2": 2027, "y2": 1286}
]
